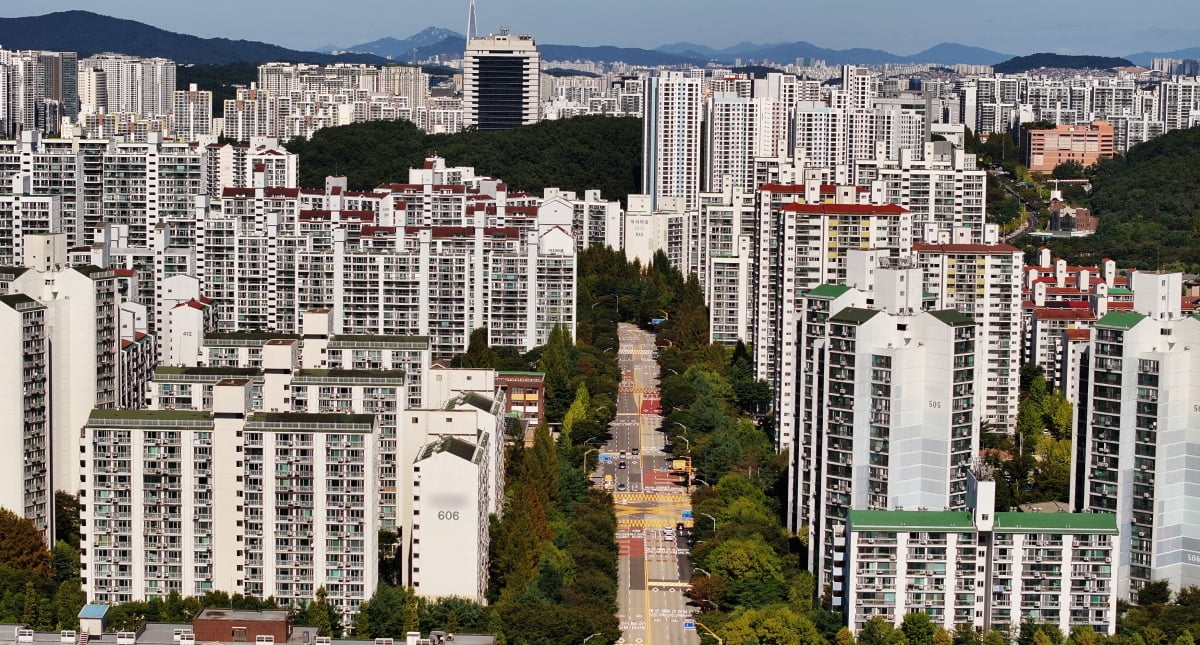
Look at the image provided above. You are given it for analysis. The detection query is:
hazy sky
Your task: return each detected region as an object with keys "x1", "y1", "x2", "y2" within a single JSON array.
[{"x1": 16, "y1": 0, "x2": 1200, "y2": 56}]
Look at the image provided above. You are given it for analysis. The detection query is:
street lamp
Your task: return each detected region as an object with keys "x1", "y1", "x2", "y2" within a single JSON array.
[
  {"x1": 693, "y1": 567, "x2": 710, "y2": 577},
  {"x1": 583, "y1": 447, "x2": 600, "y2": 474},
  {"x1": 693, "y1": 619, "x2": 722, "y2": 645},
  {"x1": 700, "y1": 512, "x2": 717, "y2": 532},
  {"x1": 582, "y1": 633, "x2": 602, "y2": 645},
  {"x1": 692, "y1": 477, "x2": 711, "y2": 487},
  {"x1": 667, "y1": 368, "x2": 680, "y2": 376},
  {"x1": 677, "y1": 435, "x2": 690, "y2": 453}
]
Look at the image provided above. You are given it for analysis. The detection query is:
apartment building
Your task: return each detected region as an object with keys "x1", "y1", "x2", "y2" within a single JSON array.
[
  {"x1": 410, "y1": 430, "x2": 496, "y2": 603},
  {"x1": 858, "y1": 141, "x2": 991, "y2": 245},
  {"x1": 1075, "y1": 271, "x2": 1200, "y2": 600},
  {"x1": 537, "y1": 187, "x2": 623, "y2": 252},
  {"x1": 752, "y1": 182, "x2": 910, "y2": 384},
  {"x1": 845, "y1": 467, "x2": 1118, "y2": 636},
  {"x1": 0, "y1": 292, "x2": 51, "y2": 541},
  {"x1": 3, "y1": 234, "x2": 117, "y2": 494},
  {"x1": 202, "y1": 139, "x2": 298, "y2": 198},
  {"x1": 916, "y1": 243, "x2": 1022, "y2": 427},
  {"x1": 784, "y1": 262, "x2": 980, "y2": 607},
  {"x1": 78, "y1": 53, "x2": 176, "y2": 118},
  {"x1": 642, "y1": 71, "x2": 703, "y2": 211},
  {"x1": 80, "y1": 379, "x2": 379, "y2": 621},
  {"x1": 172, "y1": 84, "x2": 213, "y2": 142}
]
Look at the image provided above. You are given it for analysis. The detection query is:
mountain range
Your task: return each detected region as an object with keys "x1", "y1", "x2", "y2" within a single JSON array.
[{"x1": 1, "y1": 10, "x2": 1197, "y2": 69}]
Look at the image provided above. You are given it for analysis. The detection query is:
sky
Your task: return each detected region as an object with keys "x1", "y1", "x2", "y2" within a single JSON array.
[{"x1": 15, "y1": 0, "x2": 1200, "y2": 56}]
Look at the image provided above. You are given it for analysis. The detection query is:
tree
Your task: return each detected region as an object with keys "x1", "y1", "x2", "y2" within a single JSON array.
[
  {"x1": 54, "y1": 492, "x2": 80, "y2": 550},
  {"x1": 860, "y1": 616, "x2": 896, "y2": 645},
  {"x1": 902, "y1": 612, "x2": 936, "y2": 645},
  {"x1": 983, "y1": 630, "x2": 1009, "y2": 645},
  {"x1": 1139, "y1": 580, "x2": 1173, "y2": 606},
  {"x1": 52, "y1": 541, "x2": 80, "y2": 581},
  {"x1": 459, "y1": 327, "x2": 498, "y2": 369},
  {"x1": 1052, "y1": 161, "x2": 1085, "y2": 180},
  {"x1": 952, "y1": 624, "x2": 982, "y2": 645},
  {"x1": 304, "y1": 587, "x2": 337, "y2": 637},
  {"x1": 838, "y1": 627, "x2": 858, "y2": 645},
  {"x1": 934, "y1": 628, "x2": 953, "y2": 645},
  {"x1": 0, "y1": 508, "x2": 53, "y2": 578},
  {"x1": 402, "y1": 588, "x2": 419, "y2": 635}
]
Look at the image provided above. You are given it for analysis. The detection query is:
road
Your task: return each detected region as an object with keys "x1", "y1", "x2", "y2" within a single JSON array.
[{"x1": 599, "y1": 323, "x2": 698, "y2": 645}]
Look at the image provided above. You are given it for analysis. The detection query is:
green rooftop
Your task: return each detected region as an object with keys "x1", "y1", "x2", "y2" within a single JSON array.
[
  {"x1": 74, "y1": 265, "x2": 111, "y2": 278},
  {"x1": 205, "y1": 331, "x2": 303, "y2": 342},
  {"x1": 329, "y1": 334, "x2": 429, "y2": 348},
  {"x1": 244, "y1": 412, "x2": 376, "y2": 431},
  {"x1": 928, "y1": 309, "x2": 976, "y2": 326},
  {"x1": 1095, "y1": 311, "x2": 1146, "y2": 330},
  {"x1": 849, "y1": 509, "x2": 974, "y2": 531},
  {"x1": 417, "y1": 436, "x2": 481, "y2": 464},
  {"x1": 156, "y1": 366, "x2": 262, "y2": 377},
  {"x1": 830, "y1": 307, "x2": 881, "y2": 324},
  {"x1": 994, "y1": 512, "x2": 1118, "y2": 534},
  {"x1": 807, "y1": 284, "x2": 852, "y2": 299},
  {"x1": 1107, "y1": 287, "x2": 1132, "y2": 295},
  {"x1": 294, "y1": 369, "x2": 406, "y2": 380},
  {"x1": 88, "y1": 409, "x2": 213, "y2": 424}
]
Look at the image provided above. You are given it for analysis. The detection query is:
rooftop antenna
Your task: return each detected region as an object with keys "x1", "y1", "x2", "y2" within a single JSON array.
[{"x1": 467, "y1": 0, "x2": 478, "y2": 40}]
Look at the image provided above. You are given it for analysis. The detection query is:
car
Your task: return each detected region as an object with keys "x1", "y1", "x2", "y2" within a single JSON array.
[
  {"x1": 631, "y1": 447, "x2": 640, "y2": 455},
  {"x1": 663, "y1": 530, "x2": 675, "y2": 541},
  {"x1": 619, "y1": 450, "x2": 627, "y2": 458},
  {"x1": 619, "y1": 461, "x2": 627, "y2": 469},
  {"x1": 617, "y1": 483, "x2": 627, "y2": 491},
  {"x1": 676, "y1": 522, "x2": 686, "y2": 533}
]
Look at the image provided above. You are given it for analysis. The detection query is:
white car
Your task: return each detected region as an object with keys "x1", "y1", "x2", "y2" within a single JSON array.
[{"x1": 663, "y1": 530, "x2": 675, "y2": 541}]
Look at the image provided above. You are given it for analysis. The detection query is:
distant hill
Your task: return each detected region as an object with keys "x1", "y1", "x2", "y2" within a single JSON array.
[
  {"x1": 907, "y1": 43, "x2": 1012, "y2": 66},
  {"x1": 655, "y1": 40, "x2": 1009, "y2": 66},
  {"x1": 0, "y1": 10, "x2": 388, "y2": 65},
  {"x1": 540, "y1": 44, "x2": 700, "y2": 66},
  {"x1": 334, "y1": 27, "x2": 463, "y2": 59},
  {"x1": 1125, "y1": 47, "x2": 1200, "y2": 67},
  {"x1": 993, "y1": 53, "x2": 1134, "y2": 74}
]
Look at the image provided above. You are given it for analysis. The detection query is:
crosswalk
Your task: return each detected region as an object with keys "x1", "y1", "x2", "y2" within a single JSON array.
[
  {"x1": 618, "y1": 385, "x2": 660, "y2": 394},
  {"x1": 615, "y1": 492, "x2": 690, "y2": 503},
  {"x1": 616, "y1": 518, "x2": 690, "y2": 528}
]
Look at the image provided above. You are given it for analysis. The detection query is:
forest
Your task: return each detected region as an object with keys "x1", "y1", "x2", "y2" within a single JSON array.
[
  {"x1": 1029, "y1": 126, "x2": 1200, "y2": 271},
  {"x1": 284, "y1": 116, "x2": 644, "y2": 205}
]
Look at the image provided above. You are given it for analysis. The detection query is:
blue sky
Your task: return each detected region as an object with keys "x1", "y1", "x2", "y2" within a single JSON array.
[{"x1": 17, "y1": 0, "x2": 1200, "y2": 56}]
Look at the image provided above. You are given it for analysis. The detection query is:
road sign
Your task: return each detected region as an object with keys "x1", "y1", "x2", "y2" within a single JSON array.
[
  {"x1": 600, "y1": 455, "x2": 613, "y2": 463},
  {"x1": 681, "y1": 510, "x2": 693, "y2": 519},
  {"x1": 683, "y1": 620, "x2": 695, "y2": 630}
]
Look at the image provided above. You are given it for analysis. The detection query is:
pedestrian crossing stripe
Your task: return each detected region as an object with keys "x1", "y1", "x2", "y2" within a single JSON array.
[
  {"x1": 617, "y1": 518, "x2": 693, "y2": 528},
  {"x1": 615, "y1": 493, "x2": 691, "y2": 503},
  {"x1": 618, "y1": 386, "x2": 660, "y2": 394}
]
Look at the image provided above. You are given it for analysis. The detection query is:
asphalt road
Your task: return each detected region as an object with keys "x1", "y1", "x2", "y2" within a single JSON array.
[{"x1": 601, "y1": 323, "x2": 699, "y2": 645}]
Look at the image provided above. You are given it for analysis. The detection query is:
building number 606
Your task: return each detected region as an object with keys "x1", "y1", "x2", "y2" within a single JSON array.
[{"x1": 437, "y1": 511, "x2": 460, "y2": 520}]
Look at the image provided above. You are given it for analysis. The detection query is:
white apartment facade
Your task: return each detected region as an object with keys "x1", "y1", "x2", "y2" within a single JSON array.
[
  {"x1": 1076, "y1": 271, "x2": 1200, "y2": 600},
  {"x1": 785, "y1": 266, "x2": 980, "y2": 608},
  {"x1": 80, "y1": 380, "x2": 379, "y2": 622},
  {"x1": 0, "y1": 292, "x2": 51, "y2": 541},
  {"x1": 642, "y1": 71, "x2": 703, "y2": 212},
  {"x1": 917, "y1": 243, "x2": 1022, "y2": 427},
  {"x1": 846, "y1": 469, "x2": 1118, "y2": 636}
]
